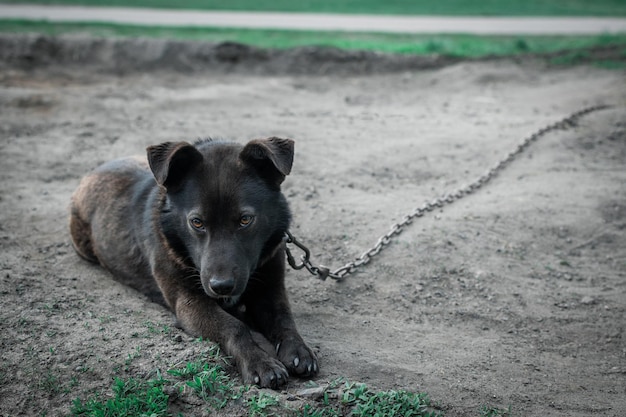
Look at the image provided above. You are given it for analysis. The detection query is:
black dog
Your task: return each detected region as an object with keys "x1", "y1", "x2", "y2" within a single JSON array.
[{"x1": 69, "y1": 137, "x2": 318, "y2": 388}]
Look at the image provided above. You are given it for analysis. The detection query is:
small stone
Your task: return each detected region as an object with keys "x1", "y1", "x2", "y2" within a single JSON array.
[
  {"x1": 296, "y1": 386, "x2": 326, "y2": 399},
  {"x1": 580, "y1": 296, "x2": 595, "y2": 305}
]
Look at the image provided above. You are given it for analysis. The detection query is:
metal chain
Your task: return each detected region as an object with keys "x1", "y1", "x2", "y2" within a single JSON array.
[{"x1": 285, "y1": 104, "x2": 612, "y2": 281}]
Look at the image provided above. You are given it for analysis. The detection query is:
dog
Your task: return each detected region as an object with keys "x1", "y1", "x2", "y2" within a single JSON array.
[{"x1": 69, "y1": 137, "x2": 318, "y2": 388}]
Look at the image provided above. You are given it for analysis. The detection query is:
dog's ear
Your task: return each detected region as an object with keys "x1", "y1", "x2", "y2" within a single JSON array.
[
  {"x1": 240, "y1": 137, "x2": 294, "y2": 185},
  {"x1": 146, "y1": 141, "x2": 203, "y2": 190}
]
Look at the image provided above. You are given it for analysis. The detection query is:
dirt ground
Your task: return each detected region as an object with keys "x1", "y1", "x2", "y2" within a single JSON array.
[{"x1": 0, "y1": 35, "x2": 625, "y2": 416}]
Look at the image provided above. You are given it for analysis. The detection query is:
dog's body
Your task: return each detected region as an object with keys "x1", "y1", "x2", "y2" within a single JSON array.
[{"x1": 69, "y1": 137, "x2": 317, "y2": 388}]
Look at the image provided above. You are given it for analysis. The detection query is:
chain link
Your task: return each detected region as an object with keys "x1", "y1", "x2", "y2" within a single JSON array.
[{"x1": 285, "y1": 104, "x2": 612, "y2": 281}]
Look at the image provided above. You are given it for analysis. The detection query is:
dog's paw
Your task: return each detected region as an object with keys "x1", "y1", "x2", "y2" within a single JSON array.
[
  {"x1": 241, "y1": 356, "x2": 289, "y2": 389},
  {"x1": 276, "y1": 337, "x2": 319, "y2": 378}
]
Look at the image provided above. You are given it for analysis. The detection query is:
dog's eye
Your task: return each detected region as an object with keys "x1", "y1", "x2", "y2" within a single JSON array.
[
  {"x1": 189, "y1": 218, "x2": 205, "y2": 231},
  {"x1": 239, "y1": 214, "x2": 254, "y2": 228}
]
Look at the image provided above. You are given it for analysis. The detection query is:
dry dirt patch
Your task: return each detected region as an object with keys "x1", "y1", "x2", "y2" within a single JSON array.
[{"x1": 0, "y1": 37, "x2": 625, "y2": 416}]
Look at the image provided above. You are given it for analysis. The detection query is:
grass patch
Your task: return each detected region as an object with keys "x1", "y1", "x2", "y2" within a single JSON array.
[
  {"x1": 341, "y1": 381, "x2": 440, "y2": 417},
  {"x1": 69, "y1": 345, "x2": 513, "y2": 417},
  {"x1": 1, "y1": 19, "x2": 626, "y2": 60},
  {"x1": 70, "y1": 355, "x2": 447, "y2": 417},
  {"x1": 248, "y1": 392, "x2": 281, "y2": 417},
  {"x1": 38, "y1": 370, "x2": 61, "y2": 395},
  {"x1": 71, "y1": 376, "x2": 169, "y2": 417},
  {"x1": 2, "y1": 0, "x2": 626, "y2": 16},
  {"x1": 480, "y1": 405, "x2": 512, "y2": 417},
  {"x1": 168, "y1": 360, "x2": 240, "y2": 409}
]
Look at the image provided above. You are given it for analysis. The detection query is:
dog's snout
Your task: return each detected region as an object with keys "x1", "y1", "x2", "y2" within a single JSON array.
[{"x1": 209, "y1": 276, "x2": 235, "y2": 296}]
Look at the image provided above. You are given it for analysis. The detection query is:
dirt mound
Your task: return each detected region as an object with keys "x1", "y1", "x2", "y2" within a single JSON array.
[{"x1": 0, "y1": 33, "x2": 458, "y2": 75}]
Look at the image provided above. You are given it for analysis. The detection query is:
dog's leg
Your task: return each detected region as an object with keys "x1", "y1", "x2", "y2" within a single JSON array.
[
  {"x1": 246, "y1": 250, "x2": 319, "y2": 378},
  {"x1": 169, "y1": 288, "x2": 290, "y2": 388},
  {"x1": 252, "y1": 293, "x2": 319, "y2": 378}
]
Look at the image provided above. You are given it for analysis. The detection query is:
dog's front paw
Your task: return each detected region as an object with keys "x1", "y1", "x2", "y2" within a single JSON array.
[
  {"x1": 241, "y1": 356, "x2": 289, "y2": 389},
  {"x1": 276, "y1": 337, "x2": 318, "y2": 377}
]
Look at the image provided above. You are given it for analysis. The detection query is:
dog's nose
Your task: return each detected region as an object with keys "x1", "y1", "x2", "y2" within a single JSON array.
[{"x1": 209, "y1": 276, "x2": 235, "y2": 296}]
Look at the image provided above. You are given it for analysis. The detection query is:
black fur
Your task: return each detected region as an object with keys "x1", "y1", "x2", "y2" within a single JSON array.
[{"x1": 70, "y1": 137, "x2": 318, "y2": 388}]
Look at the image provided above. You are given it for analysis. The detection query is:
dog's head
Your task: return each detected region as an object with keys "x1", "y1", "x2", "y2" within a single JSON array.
[{"x1": 146, "y1": 137, "x2": 293, "y2": 302}]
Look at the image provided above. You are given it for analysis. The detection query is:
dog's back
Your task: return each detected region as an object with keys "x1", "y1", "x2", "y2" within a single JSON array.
[{"x1": 70, "y1": 156, "x2": 162, "y2": 300}]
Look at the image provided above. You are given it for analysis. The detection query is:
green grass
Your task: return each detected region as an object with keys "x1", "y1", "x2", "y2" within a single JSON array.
[
  {"x1": 168, "y1": 360, "x2": 239, "y2": 409},
  {"x1": 480, "y1": 405, "x2": 512, "y2": 417},
  {"x1": 2, "y1": 0, "x2": 626, "y2": 63},
  {"x1": 1, "y1": 19, "x2": 625, "y2": 60},
  {"x1": 38, "y1": 370, "x2": 62, "y2": 395},
  {"x1": 71, "y1": 376, "x2": 170, "y2": 417},
  {"x1": 2, "y1": 0, "x2": 626, "y2": 16},
  {"x1": 66, "y1": 339, "x2": 508, "y2": 417},
  {"x1": 248, "y1": 392, "x2": 281, "y2": 417},
  {"x1": 70, "y1": 371, "x2": 446, "y2": 417},
  {"x1": 68, "y1": 340, "x2": 448, "y2": 417},
  {"x1": 341, "y1": 382, "x2": 441, "y2": 417}
]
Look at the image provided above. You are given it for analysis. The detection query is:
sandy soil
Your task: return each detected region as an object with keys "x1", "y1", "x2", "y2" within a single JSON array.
[{"x1": 0, "y1": 35, "x2": 625, "y2": 416}]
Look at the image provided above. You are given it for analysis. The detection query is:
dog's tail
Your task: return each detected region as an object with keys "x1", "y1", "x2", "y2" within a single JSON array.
[{"x1": 69, "y1": 200, "x2": 98, "y2": 263}]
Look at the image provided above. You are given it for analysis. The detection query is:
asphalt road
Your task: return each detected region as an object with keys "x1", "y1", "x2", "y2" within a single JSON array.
[{"x1": 1, "y1": 4, "x2": 626, "y2": 35}]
